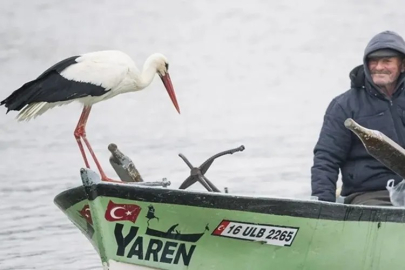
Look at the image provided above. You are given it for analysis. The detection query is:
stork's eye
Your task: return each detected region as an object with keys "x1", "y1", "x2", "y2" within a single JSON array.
[{"x1": 165, "y1": 63, "x2": 169, "y2": 70}]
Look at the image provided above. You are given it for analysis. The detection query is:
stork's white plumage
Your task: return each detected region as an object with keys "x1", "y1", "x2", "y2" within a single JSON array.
[{"x1": 0, "y1": 50, "x2": 181, "y2": 182}]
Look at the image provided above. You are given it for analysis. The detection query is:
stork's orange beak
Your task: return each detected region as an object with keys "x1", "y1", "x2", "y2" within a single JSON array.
[{"x1": 160, "y1": 73, "x2": 180, "y2": 114}]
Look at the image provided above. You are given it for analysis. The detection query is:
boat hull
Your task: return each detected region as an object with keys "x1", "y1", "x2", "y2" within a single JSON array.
[{"x1": 54, "y1": 169, "x2": 405, "y2": 270}]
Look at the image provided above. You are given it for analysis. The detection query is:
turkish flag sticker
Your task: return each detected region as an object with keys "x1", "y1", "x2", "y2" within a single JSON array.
[
  {"x1": 79, "y1": 204, "x2": 93, "y2": 225},
  {"x1": 104, "y1": 200, "x2": 142, "y2": 223},
  {"x1": 212, "y1": 220, "x2": 230, "y2": 235}
]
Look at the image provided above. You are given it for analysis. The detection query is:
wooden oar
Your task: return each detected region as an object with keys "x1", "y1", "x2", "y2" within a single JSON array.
[{"x1": 344, "y1": 118, "x2": 405, "y2": 179}]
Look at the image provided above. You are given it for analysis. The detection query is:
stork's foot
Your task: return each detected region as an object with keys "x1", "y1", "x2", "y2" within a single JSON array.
[{"x1": 101, "y1": 175, "x2": 122, "y2": 183}]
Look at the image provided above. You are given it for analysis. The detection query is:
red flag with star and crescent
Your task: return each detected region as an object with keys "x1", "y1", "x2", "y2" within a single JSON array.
[
  {"x1": 79, "y1": 204, "x2": 93, "y2": 225},
  {"x1": 212, "y1": 220, "x2": 230, "y2": 235},
  {"x1": 104, "y1": 200, "x2": 141, "y2": 223}
]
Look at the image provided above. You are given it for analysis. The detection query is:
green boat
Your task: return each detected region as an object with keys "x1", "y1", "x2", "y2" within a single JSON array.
[{"x1": 54, "y1": 120, "x2": 405, "y2": 270}]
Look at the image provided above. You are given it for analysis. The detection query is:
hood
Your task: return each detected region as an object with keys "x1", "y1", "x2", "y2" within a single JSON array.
[
  {"x1": 363, "y1": 30, "x2": 405, "y2": 60},
  {"x1": 350, "y1": 64, "x2": 365, "y2": 89},
  {"x1": 362, "y1": 31, "x2": 405, "y2": 91}
]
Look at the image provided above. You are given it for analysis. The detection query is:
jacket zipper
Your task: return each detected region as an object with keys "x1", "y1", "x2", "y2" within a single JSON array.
[{"x1": 388, "y1": 98, "x2": 405, "y2": 146}]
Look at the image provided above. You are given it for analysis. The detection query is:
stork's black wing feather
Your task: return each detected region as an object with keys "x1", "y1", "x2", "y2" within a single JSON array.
[
  {"x1": 0, "y1": 56, "x2": 80, "y2": 111},
  {"x1": 1, "y1": 55, "x2": 108, "y2": 112},
  {"x1": 37, "y1": 55, "x2": 79, "y2": 80}
]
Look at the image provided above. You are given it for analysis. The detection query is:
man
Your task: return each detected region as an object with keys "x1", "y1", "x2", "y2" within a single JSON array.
[{"x1": 311, "y1": 30, "x2": 405, "y2": 205}]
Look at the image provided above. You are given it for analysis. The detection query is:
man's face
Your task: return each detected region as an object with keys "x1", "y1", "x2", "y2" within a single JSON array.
[{"x1": 368, "y1": 56, "x2": 405, "y2": 87}]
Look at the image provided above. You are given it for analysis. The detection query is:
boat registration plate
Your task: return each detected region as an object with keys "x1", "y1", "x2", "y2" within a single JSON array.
[{"x1": 212, "y1": 220, "x2": 299, "y2": 247}]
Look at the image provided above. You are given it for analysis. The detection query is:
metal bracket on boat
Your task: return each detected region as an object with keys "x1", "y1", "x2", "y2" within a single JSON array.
[
  {"x1": 108, "y1": 143, "x2": 171, "y2": 188},
  {"x1": 178, "y1": 145, "x2": 245, "y2": 192},
  {"x1": 108, "y1": 143, "x2": 144, "y2": 182},
  {"x1": 129, "y1": 178, "x2": 171, "y2": 187}
]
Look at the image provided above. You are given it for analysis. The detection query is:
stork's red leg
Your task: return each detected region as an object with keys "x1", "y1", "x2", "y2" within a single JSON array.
[
  {"x1": 78, "y1": 106, "x2": 119, "y2": 182},
  {"x1": 74, "y1": 107, "x2": 91, "y2": 168}
]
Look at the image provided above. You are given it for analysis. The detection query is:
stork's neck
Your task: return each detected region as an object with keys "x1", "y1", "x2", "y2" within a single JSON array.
[{"x1": 136, "y1": 63, "x2": 157, "y2": 89}]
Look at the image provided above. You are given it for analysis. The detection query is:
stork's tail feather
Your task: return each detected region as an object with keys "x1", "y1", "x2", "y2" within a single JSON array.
[
  {"x1": 16, "y1": 102, "x2": 48, "y2": 121},
  {"x1": 0, "y1": 80, "x2": 40, "y2": 113}
]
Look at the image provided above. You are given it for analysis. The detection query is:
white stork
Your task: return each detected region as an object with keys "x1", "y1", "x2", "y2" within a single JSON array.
[{"x1": 0, "y1": 50, "x2": 180, "y2": 182}]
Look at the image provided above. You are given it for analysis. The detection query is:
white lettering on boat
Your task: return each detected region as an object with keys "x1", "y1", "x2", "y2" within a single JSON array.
[{"x1": 212, "y1": 220, "x2": 299, "y2": 247}]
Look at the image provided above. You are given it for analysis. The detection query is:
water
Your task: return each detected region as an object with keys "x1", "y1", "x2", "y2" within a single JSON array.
[{"x1": 0, "y1": 0, "x2": 404, "y2": 269}]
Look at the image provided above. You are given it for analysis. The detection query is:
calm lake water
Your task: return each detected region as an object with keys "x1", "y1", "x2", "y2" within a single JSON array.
[{"x1": 1, "y1": 0, "x2": 404, "y2": 269}]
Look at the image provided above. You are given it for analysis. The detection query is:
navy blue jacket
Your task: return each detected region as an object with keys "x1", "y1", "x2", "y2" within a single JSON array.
[{"x1": 311, "y1": 31, "x2": 405, "y2": 202}]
